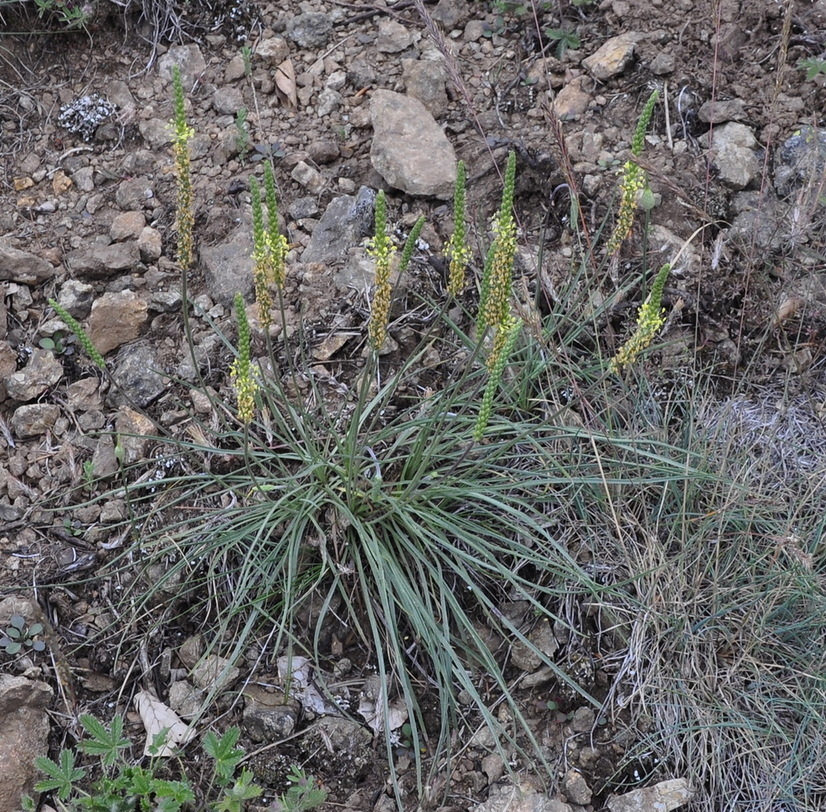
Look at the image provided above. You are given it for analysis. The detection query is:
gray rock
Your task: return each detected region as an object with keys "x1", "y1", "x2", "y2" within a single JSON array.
[
  {"x1": 570, "y1": 705, "x2": 596, "y2": 732},
  {"x1": 66, "y1": 241, "x2": 141, "y2": 279},
  {"x1": 606, "y1": 778, "x2": 693, "y2": 812},
  {"x1": 702, "y1": 122, "x2": 760, "y2": 190},
  {"x1": 403, "y1": 59, "x2": 448, "y2": 118},
  {"x1": 698, "y1": 99, "x2": 746, "y2": 124},
  {"x1": 291, "y1": 160, "x2": 325, "y2": 193},
  {"x1": 67, "y1": 378, "x2": 102, "y2": 411},
  {"x1": 10, "y1": 403, "x2": 61, "y2": 438},
  {"x1": 582, "y1": 32, "x2": 640, "y2": 80},
  {"x1": 190, "y1": 653, "x2": 240, "y2": 692},
  {"x1": 7, "y1": 348, "x2": 62, "y2": 402},
  {"x1": 302, "y1": 186, "x2": 376, "y2": 264},
  {"x1": 202, "y1": 229, "x2": 254, "y2": 306},
  {"x1": 138, "y1": 118, "x2": 173, "y2": 150},
  {"x1": 92, "y1": 433, "x2": 118, "y2": 477},
  {"x1": 0, "y1": 241, "x2": 53, "y2": 284},
  {"x1": 0, "y1": 675, "x2": 53, "y2": 812},
  {"x1": 377, "y1": 19, "x2": 415, "y2": 52},
  {"x1": 510, "y1": 618, "x2": 559, "y2": 672},
  {"x1": 289, "y1": 196, "x2": 320, "y2": 220},
  {"x1": 115, "y1": 177, "x2": 155, "y2": 211},
  {"x1": 243, "y1": 694, "x2": 301, "y2": 742},
  {"x1": 308, "y1": 139, "x2": 340, "y2": 165},
  {"x1": 774, "y1": 126, "x2": 826, "y2": 197},
  {"x1": 158, "y1": 44, "x2": 207, "y2": 88},
  {"x1": 472, "y1": 784, "x2": 572, "y2": 812},
  {"x1": 286, "y1": 13, "x2": 332, "y2": 48},
  {"x1": 109, "y1": 341, "x2": 166, "y2": 408},
  {"x1": 256, "y1": 36, "x2": 290, "y2": 66},
  {"x1": 212, "y1": 86, "x2": 245, "y2": 116},
  {"x1": 58, "y1": 279, "x2": 95, "y2": 318},
  {"x1": 168, "y1": 680, "x2": 204, "y2": 720},
  {"x1": 87, "y1": 290, "x2": 149, "y2": 354},
  {"x1": 431, "y1": 0, "x2": 470, "y2": 29},
  {"x1": 561, "y1": 770, "x2": 592, "y2": 805},
  {"x1": 650, "y1": 50, "x2": 676, "y2": 75},
  {"x1": 138, "y1": 227, "x2": 163, "y2": 263},
  {"x1": 370, "y1": 89, "x2": 457, "y2": 198},
  {"x1": 316, "y1": 88, "x2": 343, "y2": 117},
  {"x1": 115, "y1": 407, "x2": 156, "y2": 464},
  {"x1": 224, "y1": 54, "x2": 246, "y2": 83}
]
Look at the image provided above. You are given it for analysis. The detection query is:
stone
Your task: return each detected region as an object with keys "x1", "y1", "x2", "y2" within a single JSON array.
[
  {"x1": 212, "y1": 86, "x2": 245, "y2": 116},
  {"x1": 110, "y1": 210, "x2": 145, "y2": 241},
  {"x1": 377, "y1": 19, "x2": 415, "y2": 52},
  {"x1": 302, "y1": 186, "x2": 376, "y2": 264},
  {"x1": 224, "y1": 54, "x2": 246, "y2": 82},
  {"x1": 115, "y1": 177, "x2": 155, "y2": 211},
  {"x1": 168, "y1": 680, "x2": 204, "y2": 720},
  {"x1": 570, "y1": 705, "x2": 596, "y2": 733},
  {"x1": 316, "y1": 88, "x2": 343, "y2": 117},
  {"x1": 554, "y1": 77, "x2": 591, "y2": 120},
  {"x1": 201, "y1": 227, "x2": 254, "y2": 306},
  {"x1": 256, "y1": 36, "x2": 290, "y2": 65},
  {"x1": 108, "y1": 341, "x2": 166, "y2": 408},
  {"x1": 582, "y1": 32, "x2": 640, "y2": 80},
  {"x1": 87, "y1": 290, "x2": 149, "y2": 354},
  {"x1": 561, "y1": 770, "x2": 592, "y2": 805},
  {"x1": 138, "y1": 118, "x2": 173, "y2": 150},
  {"x1": 66, "y1": 241, "x2": 141, "y2": 279},
  {"x1": 138, "y1": 227, "x2": 163, "y2": 263},
  {"x1": 472, "y1": 783, "x2": 572, "y2": 812},
  {"x1": 190, "y1": 653, "x2": 240, "y2": 692},
  {"x1": 158, "y1": 44, "x2": 207, "y2": 87},
  {"x1": 286, "y1": 13, "x2": 332, "y2": 48},
  {"x1": 0, "y1": 675, "x2": 53, "y2": 812},
  {"x1": 369, "y1": 89, "x2": 457, "y2": 198},
  {"x1": 10, "y1": 403, "x2": 61, "y2": 438},
  {"x1": 308, "y1": 139, "x2": 340, "y2": 165},
  {"x1": 67, "y1": 378, "x2": 103, "y2": 412},
  {"x1": 0, "y1": 241, "x2": 53, "y2": 284},
  {"x1": 58, "y1": 279, "x2": 94, "y2": 318},
  {"x1": 115, "y1": 406, "x2": 156, "y2": 464},
  {"x1": 510, "y1": 618, "x2": 559, "y2": 672},
  {"x1": 6, "y1": 348, "x2": 63, "y2": 402},
  {"x1": 774, "y1": 126, "x2": 826, "y2": 197},
  {"x1": 402, "y1": 59, "x2": 449, "y2": 118},
  {"x1": 650, "y1": 50, "x2": 676, "y2": 75},
  {"x1": 289, "y1": 196, "x2": 320, "y2": 220},
  {"x1": 431, "y1": 0, "x2": 469, "y2": 30},
  {"x1": 702, "y1": 121, "x2": 760, "y2": 190},
  {"x1": 291, "y1": 160, "x2": 325, "y2": 193},
  {"x1": 698, "y1": 99, "x2": 746, "y2": 124},
  {"x1": 242, "y1": 686, "x2": 301, "y2": 742},
  {"x1": 91, "y1": 433, "x2": 118, "y2": 477},
  {"x1": 606, "y1": 778, "x2": 693, "y2": 812}
]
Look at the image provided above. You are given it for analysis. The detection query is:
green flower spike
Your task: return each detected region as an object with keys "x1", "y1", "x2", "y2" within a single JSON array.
[
  {"x1": 263, "y1": 162, "x2": 288, "y2": 289},
  {"x1": 47, "y1": 299, "x2": 105, "y2": 369},
  {"x1": 171, "y1": 65, "x2": 195, "y2": 269},
  {"x1": 229, "y1": 293, "x2": 259, "y2": 424},
  {"x1": 474, "y1": 316, "x2": 522, "y2": 441},
  {"x1": 446, "y1": 160, "x2": 471, "y2": 297}
]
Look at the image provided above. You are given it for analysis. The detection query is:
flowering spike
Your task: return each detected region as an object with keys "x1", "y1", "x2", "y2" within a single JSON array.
[
  {"x1": 446, "y1": 160, "x2": 471, "y2": 296},
  {"x1": 229, "y1": 293, "x2": 259, "y2": 424},
  {"x1": 474, "y1": 316, "x2": 522, "y2": 441},
  {"x1": 47, "y1": 299, "x2": 105, "y2": 369},
  {"x1": 171, "y1": 65, "x2": 195, "y2": 269},
  {"x1": 367, "y1": 191, "x2": 396, "y2": 351}
]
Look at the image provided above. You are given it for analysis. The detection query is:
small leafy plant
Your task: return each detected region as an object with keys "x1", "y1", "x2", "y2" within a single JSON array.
[
  {"x1": 545, "y1": 26, "x2": 580, "y2": 58},
  {"x1": 28, "y1": 716, "x2": 262, "y2": 812},
  {"x1": 268, "y1": 767, "x2": 326, "y2": 812},
  {"x1": 0, "y1": 614, "x2": 45, "y2": 655},
  {"x1": 797, "y1": 56, "x2": 826, "y2": 81},
  {"x1": 39, "y1": 330, "x2": 74, "y2": 355}
]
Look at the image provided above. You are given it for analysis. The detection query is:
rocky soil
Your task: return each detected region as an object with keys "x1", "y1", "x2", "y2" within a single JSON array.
[{"x1": 2, "y1": 0, "x2": 826, "y2": 810}]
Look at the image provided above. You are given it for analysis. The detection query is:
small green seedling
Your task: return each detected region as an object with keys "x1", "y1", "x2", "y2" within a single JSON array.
[
  {"x1": 798, "y1": 57, "x2": 826, "y2": 81},
  {"x1": 269, "y1": 766, "x2": 326, "y2": 812},
  {"x1": 545, "y1": 26, "x2": 580, "y2": 58},
  {"x1": 39, "y1": 330, "x2": 74, "y2": 355},
  {"x1": 235, "y1": 108, "x2": 250, "y2": 164},
  {"x1": 1, "y1": 615, "x2": 46, "y2": 655}
]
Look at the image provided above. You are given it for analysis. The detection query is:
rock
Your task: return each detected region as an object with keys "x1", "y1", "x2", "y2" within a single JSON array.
[
  {"x1": 0, "y1": 241, "x2": 53, "y2": 284},
  {"x1": 774, "y1": 126, "x2": 826, "y2": 197},
  {"x1": 289, "y1": 196, "x2": 320, "y2": 220},
  {"x1": 286, "y1": 13, "x2": 332, "y2": 48},
  {"x1": 308, "y1": 139, "x2": 340, "y2": 165},
  {"x1": 67, "y1": 378, "x2": 103, "y2": 411},
  {"x1": 138, "y1": 227, "x2": 162, "y2": 263},
  {"x1": 562, "y1": 770, "x2": 592, "y2": 805},
  {"x1": 212, "y1": 86, "x2": 245, "y2": 116},
  {"x1": 110, "y1": 210, "x2": 145, "y2": 241},
  {"x1": 370, "y1": 89, "x2": 457, "y2": 198},
  {"x1": 138, "y1": 118, "x2": 173, "y2": 150},
  {"x1": 650, "y1": 50, "x2": 675, "y2": 75},
  {"x1": 291, "y1": 160, "x2": 325, "y2": 193},
  {"x1": 317, "y1": 88, "x2": 343, "y2": 117},
  {"x1": 302, "y1": 186, "x2": 376, "y2": 264},
  {"x1": 57, "y1": 279, "x2": 95, "y2": 318},
  {"x1": 256, "y1": 36, "x2": 290, "y2": 65},
  {"x1": 403, "y1": 59, "x2": 449, "y2": 118},
  {"x1": 606, "y1": 778, "x2": 693, "y2": 812},
  {"x1": 431, "y1": 0, "x2": 470, "y2": 30},
  {"x1": 481, "y1": 753, "x2": 505, "y2": 784},
  {"x1": 87, "y1": 290, "x2": 149, "y2": 354},
  {"x1": 7, "y1": 348, "x2": 63, "y2": 402},
  {"x1": 582, "y1": 32, "x2": 640, "y2": 80},
  {"x1": 168, "y1": 680, "x2": 204, "y2": 720},
  {"x1": 115, "y1": 407, "x2": 156, "y2": 463},
  {"x1": 702, "y1": 122, "x2": 760, "y2": 190},
  {"x1": 109, "y1": 341, "x2": 166, "y2": 408},
  {"x1": 11, "y1": 403, "x2": 61, "y2": 438},
  {"x1": 0, "y1": 342, "x2": 17, "y2": 397},
  {"x1": 242, "y1": 686, "x2": 301, "y2": 742},
  {"x1": 697, "y1": 99, "x2": 746, "y2": 124},
  {"x1": 472, "y1": 783, "x2": 572, "y2": 812},
  {"x1": 115, "y1": 177, "x2": 155, "y2": 211},
  {"x1": 510, "y1": 619, "x2": 559, "y2": 672},
  {"x1": 0, "y1": 675, "x2": 53, "y2": 812},
  {"x1": 201, "y1": 227, "x2": 254, "y2": 306},
  {"x1": 190, "y1": 653, "x2": 240, "y2": 692},
  {"x1": 224, "y1": 54, "x2": 246, "y2": 82},
  {"x1": 554, "y1": 76, "x2": 591, "y2": 120},
  {"x1": 158, "y1": 44, "x2": 207, "y2": 87},
  {"x1": 729, "y1": 190, "x2": 787, "y2": 250},
  {"x1": 570, "y1": 706, "x2": 596, "y2": 733},
  {"x1": 66, "y1": 241, "x2": 141, "y2": 279},
  {"x1": 377, "y1": 19, "x2": 415, "y2": 52}
]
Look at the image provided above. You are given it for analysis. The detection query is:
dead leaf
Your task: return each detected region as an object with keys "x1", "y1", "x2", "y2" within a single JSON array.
[
  {"x1": 134, "y1": 689, "x2": 196, "y2": 756},
  {"x1": 275, "y1": 59, "x2": 298, "y2": 108},
  {"x1": 357, "y1": 676, "x2": 408, "y2": 736}
]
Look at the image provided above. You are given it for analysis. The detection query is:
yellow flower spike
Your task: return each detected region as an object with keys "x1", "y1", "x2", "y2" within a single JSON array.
[
  {"x1": 229, "y1": 293, "x2": 259, "y2": 424},
  {"x1": 610, "y1": 263, "x2": 671, "y2": 373},
  {"x1": 446, "y1": 160, "x2": 470, "y2": 296},
  {"x1": 171, "y1": 65, "x2": 195, "y2": 269},
  {"x1": 367, "y1": 191, "x2": 396, "y2": 352}
]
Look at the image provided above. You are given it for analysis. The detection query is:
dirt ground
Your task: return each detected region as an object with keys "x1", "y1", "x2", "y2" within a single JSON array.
[{"x1": 2, "y1": 0, "x2": 826, "y2": 810}]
